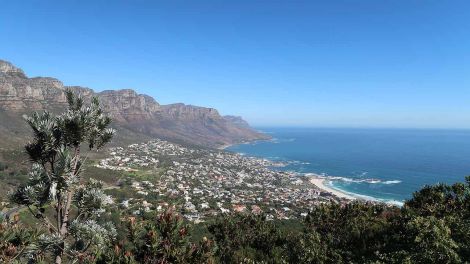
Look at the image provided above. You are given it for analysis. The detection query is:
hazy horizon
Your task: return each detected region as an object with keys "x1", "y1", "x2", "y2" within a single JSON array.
[
  {"x1": 254, "y1": 126, "x2": 470, "y2": 131},
  {"x1": 2, "y1": 1, "x2": 469, "y2": 128}
]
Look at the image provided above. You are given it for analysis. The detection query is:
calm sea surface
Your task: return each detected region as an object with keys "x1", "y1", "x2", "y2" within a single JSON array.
[{"x1": 227, "y1": 127, "x2": 470, "y2": 204}]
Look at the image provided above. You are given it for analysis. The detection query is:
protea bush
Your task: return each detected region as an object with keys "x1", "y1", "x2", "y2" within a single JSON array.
[{"x1": 10, "y1": 90, "x2": 115, "y2": 264}]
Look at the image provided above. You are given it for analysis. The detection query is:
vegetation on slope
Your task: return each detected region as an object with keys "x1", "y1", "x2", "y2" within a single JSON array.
[
  {"x1": 3, "y1": 179, "x2": 470, "y2": 263},
  {"x1": 1, "y1": 90, "x2": 469, "y2": 263}
]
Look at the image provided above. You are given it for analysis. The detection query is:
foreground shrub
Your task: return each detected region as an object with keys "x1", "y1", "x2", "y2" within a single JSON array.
[
  {"x1": 0, "y1": 215, "x2": 42, "y2": 263},
  {"x1": 99, "y1": 209, "x2": 215, "y2": 264},
  {"x1": 10, "y1": 90, "x2": 115, "y2": 263},
  {"x1": 208, "y1": 214, "x2": 291, "y2": 263}
]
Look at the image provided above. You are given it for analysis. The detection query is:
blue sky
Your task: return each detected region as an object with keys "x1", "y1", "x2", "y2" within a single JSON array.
[{"x1": 1, "y1": 1, "x2": 469, "y2": 128}]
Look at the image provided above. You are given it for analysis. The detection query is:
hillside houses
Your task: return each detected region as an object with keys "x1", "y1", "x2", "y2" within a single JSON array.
[{"x1": 97, "y1": 139, "x2": 341, "y2": 221}]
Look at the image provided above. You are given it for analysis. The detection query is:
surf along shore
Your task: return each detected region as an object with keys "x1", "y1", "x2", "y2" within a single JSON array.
[
  {"x1": 224, "y1": 142, "x2": 403, "y2": 205},
  {"x1": 308, "y1": 176, "x2": 357, "y2": 200},
  {"x1": 308, "y1": 175, "x2": 405, "y2": 206},
  {"x1": 223, "y1": 140, "x2": 359, "y2": 201},
  {"x1": 222, "y1": 138, "x2": 394, "y2": 203}
]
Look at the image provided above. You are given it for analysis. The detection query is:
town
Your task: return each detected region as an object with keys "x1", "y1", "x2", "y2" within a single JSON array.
[{"x1": 97, "y1": 139, "x2": 346, "y2": 222}]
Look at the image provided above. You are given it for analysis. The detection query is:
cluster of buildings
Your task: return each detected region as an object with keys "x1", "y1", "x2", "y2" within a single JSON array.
[{"x1": 97, "y1": 139, "x2": 343, "y2": 222}]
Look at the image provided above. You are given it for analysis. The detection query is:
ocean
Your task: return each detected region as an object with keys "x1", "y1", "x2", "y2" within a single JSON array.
[{"x1": 226, "y1": 127, "x2": 470, "y2": 205}]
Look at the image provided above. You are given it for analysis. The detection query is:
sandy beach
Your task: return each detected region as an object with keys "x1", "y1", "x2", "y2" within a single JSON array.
[
  {"x1": 309, "y1": 177, "x2": 356, "y2": 200},
  {"x1": 218, "y1": 144, "x2": 233, "y2": 150}
]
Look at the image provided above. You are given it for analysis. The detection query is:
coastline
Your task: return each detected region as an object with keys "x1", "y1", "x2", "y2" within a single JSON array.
[
  {"x1": 308, "y1": 175, "x2": 404, "y2": 206},
  {"x1": 222, "y1": 141, "x2": 359, "y2": 201},
  {"x1": 218, "y1": 138, "x2": 272, "y2": 150},
  {"x1": 221, "y1": 131, "x2": 407, "y2": 206},
  {"x1": 218, "y1": 143, "x2": 234, "y2": 150},
  {"x1": 308, "y1": 176, "x2": 357, "y2": 200},
  {"x1": 218, "y1": 141, "x2": 248, "y2": 150}
]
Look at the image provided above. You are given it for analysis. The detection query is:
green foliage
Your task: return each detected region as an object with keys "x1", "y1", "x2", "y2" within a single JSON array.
[
  {"x1": 208, "y1": 214, "x2": 288, "y2": 263},
  {"x1": 9, "y1": 90, "x2": 115, "y2": 263},
  {"x1": 283, "y1": 230, "x2": 330, "y2": 264},
  {"x1": 98, "y1": 209, "x2": 215, "y2": 264},
  {"x1": 402, "y1": 176, "x2": 470, "y2": 261},
  {"x1": 304, "y1": 202, "x2": 397, "y2": 263},
  {"x1": 207, "y1": 179, "x2": 470, "y2": 264},
  {"x1": 3, "y1": 174, "x2": 470, "y2": 263},
  {"x1": 405, "y1": 216, "x2": 460, "y2": 263},
  {"x1": 405, "y1": 178, "x2": 470, "y2": 218},
  {"x1": 3, "y1": 89, "x2": 470, "y2": 263},
  {"x1": 0, "y1": 215, "x2": 43, "y2": 263}
]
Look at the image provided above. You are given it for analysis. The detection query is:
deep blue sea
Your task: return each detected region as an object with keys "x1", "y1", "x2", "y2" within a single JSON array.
[{"x1": 227, "y1": 127, "x2": 470, "y2": 205}]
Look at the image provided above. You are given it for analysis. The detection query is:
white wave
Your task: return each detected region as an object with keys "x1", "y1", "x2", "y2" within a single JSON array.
[
  {"x1": 257, "y1": 130, "x2": 275, "y2": 134},
  {"x1": 304, "y1": 174, "x2": 402, "y2": 185},
  {"x1": 267, "y1": 156, "x2": 284, "y2": 160},
  {"x1": 287, "y1": 160, "x2": 311, "y2": 165},
  {"x1": 303, "y1": 172, "x2": 327, "y2": 177},
  {"x1": 270, "y1": 138, "x2": 296, "y2": 144},
  {"x1": 325, "y1": 182, "x2": 405, "y2": 207},
  {"x1": 382, "y1": 180, "x2": 402, "y2": 184},
  {"x1": 330, "y1": 176, "x2": 401, "y2": 185}
]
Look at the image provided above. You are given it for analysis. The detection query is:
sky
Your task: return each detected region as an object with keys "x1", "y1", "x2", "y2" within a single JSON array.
[{"x1": 1, "y1": 0, "x2": 469, "y2": 128}]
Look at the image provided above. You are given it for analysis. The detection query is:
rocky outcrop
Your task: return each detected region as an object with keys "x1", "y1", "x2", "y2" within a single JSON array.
[
  {"x1": 97, "y1": 89, "x2": 161, "y2": 122},
  {"x1": 0, "y1": 60, "x2": 26, "y2": 77},
  {"x1": 223, "y1": 115, "x2": 251, "y2": 128},
  {"x1": 0, "y1": 60, "x2": 269, "y2": 148}
]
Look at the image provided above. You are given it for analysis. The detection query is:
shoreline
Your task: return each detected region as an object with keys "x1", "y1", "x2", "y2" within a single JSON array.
[
  {"x1": 218, "y1": 140, "x2": 403, "y2": 206},
  {"x1": 221, "y1": 137, "x2": 404, "y2": 206},
  {"x1": 217, "y1": 140, "x2": 259, "y2": 150},
  {"x1": 220, "y1": 141, "x2": 360, "y2": 201},
  {"x1": 218, "y1": 137, "x2": 276, "y2": 151},
  {"x1": 308, "y1": 176, "x2": 357, "y2": 200},
  {"x1": 218, "y1": 143, "x2": 235, "y2": 150},
  {"x1": 309, "y1": 175, "x2": 404, "y2": 206}
]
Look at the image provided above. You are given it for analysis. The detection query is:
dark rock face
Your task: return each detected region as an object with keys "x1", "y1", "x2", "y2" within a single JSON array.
[{"x1": 0, "y1": 60, "x2": 269, "y2": 148}]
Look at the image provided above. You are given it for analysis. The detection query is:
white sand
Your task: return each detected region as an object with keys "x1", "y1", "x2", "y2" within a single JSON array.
[
  {"x1": 309, "y1": 177, "x2": 356, "y2": 200},
  {"x1": 218, "y1": 144, "x2": 233, "y2": 150}
]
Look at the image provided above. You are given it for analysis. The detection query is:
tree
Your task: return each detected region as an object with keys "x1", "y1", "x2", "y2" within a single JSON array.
[
  {"x1": 304, "y1": 202, "x2": 397, "y2": 263},
  {"x1": 405, "y1": 216, "x2": 460, "y2": 263},
  {"x1": 404, "y1": 177, "x2": 470, "y2": 261},
  {"x1": 208, "y1": 214, "x2": 288, "y2": 263},
  {"x1": 100, "y1": 209, "x2": 215, "y2": 264},
  {"x1": 283, "y1": 230, "x2": 331, "y2": 264},
  {"x1": 10, "y1": 90, "x2": 116, "y2": 263}
]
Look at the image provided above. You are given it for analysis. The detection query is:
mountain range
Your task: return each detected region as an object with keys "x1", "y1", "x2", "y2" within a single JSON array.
[{"x1": 0, "y1": 60, "x2": 269, "y2": 148}]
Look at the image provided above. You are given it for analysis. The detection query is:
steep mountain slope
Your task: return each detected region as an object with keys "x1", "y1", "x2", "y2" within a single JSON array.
[{"x1": 0, "y1": 60, "x2": 269, "y2": 148}]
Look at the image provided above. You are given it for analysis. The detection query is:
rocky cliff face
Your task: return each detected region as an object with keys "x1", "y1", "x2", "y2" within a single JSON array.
[
  {"x1": 97, "y1": 89, "x2": 161, "y2": 122},
  {"x1": 0, "y1": 60, "x2": 269, "y2": 148},
  {"x1": 223, "y1": 115, "x2": 251, "y2": 128}
]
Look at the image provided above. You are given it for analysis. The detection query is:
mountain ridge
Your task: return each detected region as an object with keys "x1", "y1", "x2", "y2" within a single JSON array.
[{"x1": 0, "y1": 59, "x2": 269, "y2": 148}]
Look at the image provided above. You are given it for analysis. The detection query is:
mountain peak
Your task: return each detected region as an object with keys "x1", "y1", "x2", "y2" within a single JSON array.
[
  {"x1": 0, "y1": 59, "x2": 269, "y2": 148},
  {"x1": 0, "y1": 60, "x2": 25, "y2": 77}
]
